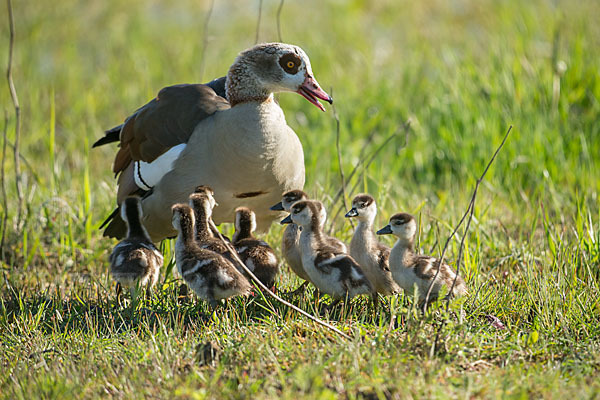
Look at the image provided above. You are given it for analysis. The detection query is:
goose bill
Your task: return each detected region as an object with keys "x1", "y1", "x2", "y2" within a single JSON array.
[
  {"x1": 345, "y1": 208, "x2": 358, "y2": 218},
  {"x1": 376, "y1": 225, "x2": 392, "y2": 235},
  {"x1": 297, "y1": 76, "x2": 332, "y2": 111}
]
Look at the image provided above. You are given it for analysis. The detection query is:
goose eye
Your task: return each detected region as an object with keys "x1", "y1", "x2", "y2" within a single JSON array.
[{"x1": 287, "y1": 61, "x2": 295, "y2": 69}]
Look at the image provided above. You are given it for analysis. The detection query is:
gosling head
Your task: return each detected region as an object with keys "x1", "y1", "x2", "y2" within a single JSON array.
[
  {"x1": 376, "y1": 213, "x2": 417, "y2": 242},
  {"x1": 194, "y1": 185, "x2": 217, "y2": 209},
  {"x1": 171, "y1": 203, "x2": 195, "y2": 234},
  {"x1": 270, "y1": 189, "x2": 308, "y2": 212},
  {"x1": 189, "y1": 193, "x2": 215, "y2": 219},
  {"x1": 234, "y1": 207, "x2": 257, "y2": 235},
  {"x1": 281, "y1": 200, "x2": 322, "y2": 229},
  {"x1": 345, "y1": 194, "x2": 377, "y2": 222}
]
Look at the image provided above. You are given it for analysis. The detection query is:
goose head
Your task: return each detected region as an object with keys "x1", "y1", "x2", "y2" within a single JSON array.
[
  {"x1": 345, "y1": 194, "x2": 377, "y2": 222},
  {"x1": 270, "y1": 189, "x2": 308, "y2": 212},
  {"x1": 376, "y1": 213, "x2": 416, "y2": 242},
  {"x1": 226, "y1": 43, "x2": 332, "y2": 111}
]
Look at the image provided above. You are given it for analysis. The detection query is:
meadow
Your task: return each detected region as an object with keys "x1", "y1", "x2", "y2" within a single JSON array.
[{"x1": 1, "y1": 0, "x2": 599, "y2": 398}]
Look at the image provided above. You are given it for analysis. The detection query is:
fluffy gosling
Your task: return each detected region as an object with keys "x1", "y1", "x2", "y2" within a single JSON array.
[
  {"x1": 377, "y1": 213, "x2": 468, "y2": 305},
  {"x1": 345, "y1": 194, "x2": 399, "y2": 295},
  {"x1": 281, "y1": 200, "x2": 376, "y2": 308},
  {"x1": 232, "y1": 207, "x2": 279, "y2": 288},
  {"x1": 109, "y1": 196, "x2": 162, "y2": 298},
  {"x1": 172, "y1": 204, "x2": 251, "y2": 307}
]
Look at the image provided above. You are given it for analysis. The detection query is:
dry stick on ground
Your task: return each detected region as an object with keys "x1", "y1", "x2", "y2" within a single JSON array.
[
  {"x1": 423, "y1": 125, "x2": 513, "y2": 310},
  {"x1": 197, "y1": 0, "x2": 215, "y2": 83},
  {"x1": 0, "y1": 111, "x2": 8, "y2": 257},
  {"x1": 328, "y1": 121, "x2": 411, "y2": 234},
  {"x1": 255, "y1": 0, "x2": 263, "y2": 45},
  {"x1": 331, "y1": 92, "x2": 352, "y2": 230},
  {"x1": 208, "y1": 220, "x2": 352, "y2": 340},
  {"x1": 6, "y1": 0, "x2": 23, "y2": 232},
  {"x1": 276, "y1": 0, "x2": 285, "y2": 42}
]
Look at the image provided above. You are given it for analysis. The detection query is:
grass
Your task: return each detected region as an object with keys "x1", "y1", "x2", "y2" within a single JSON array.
[{"x1": 1, "y1": 0, "x2": 600, "y2": 398}]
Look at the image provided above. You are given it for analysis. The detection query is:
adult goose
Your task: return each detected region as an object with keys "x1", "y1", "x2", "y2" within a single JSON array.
[{"x1": 94, "y1": 43, "x2": 332, "y2": 241}]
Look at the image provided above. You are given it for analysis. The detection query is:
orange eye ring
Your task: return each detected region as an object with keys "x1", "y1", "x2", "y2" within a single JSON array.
[{"x1": 287, "y1": 61, "x2": 295, "y2": 69}]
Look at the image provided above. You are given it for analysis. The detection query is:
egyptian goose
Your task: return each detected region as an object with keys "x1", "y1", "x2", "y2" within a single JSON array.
[
  {"x1": 345, "y1": 194, "x2": 399, "y2": 295},
  {"x1": 376, "y1": 213, "x2": 468, "y2": 305},
  {"x1": 281, "y1": 200, "x2": 376, "y2": 308},
  {"x1": 271, "y1": 190, "x2": 345, "y2": 292},
  {"x1": 232, "y1": 207, "x2": 279, "y2": 288},
  {"x1": 94, "y1": 43, "x2": 332, "y2": 241},
  {"x1": 171, "y1": 204, "x2": 251, "y2": 307},
  {"x1": 109, "y1": 196, "x2": 163, "y2": 297}
]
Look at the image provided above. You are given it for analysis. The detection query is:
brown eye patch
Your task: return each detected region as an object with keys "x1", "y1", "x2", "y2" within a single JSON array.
[{"x1": 279, "y1": 53, "x2": 301, "y2": 74}]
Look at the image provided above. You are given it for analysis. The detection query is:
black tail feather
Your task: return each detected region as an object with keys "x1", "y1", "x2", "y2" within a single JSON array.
[{"x1": 92, "y1": 125, "x2": 122, "y2": 148}]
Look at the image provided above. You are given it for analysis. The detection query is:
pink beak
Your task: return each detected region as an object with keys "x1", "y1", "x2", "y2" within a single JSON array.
[{"x1": 297, "y1": 75, "x2": 333, "y2": 112}]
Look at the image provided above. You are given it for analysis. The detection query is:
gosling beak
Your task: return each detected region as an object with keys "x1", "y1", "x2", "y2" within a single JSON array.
[
  {"x1": 376, "y1": 225, "x2": 392, "y2": 235},
  {"x1": 297, "y1": 75, "x2": 333, "y2": 112},
  {"x1": 270, "y1": 202, "x2": 284, "y2": 211},
  {"x1": 280, "y1": 215, "x2": 293, "y2": 225},
  {"x1": 345, "y1": 208, "x2": 358, "y2": 218}
]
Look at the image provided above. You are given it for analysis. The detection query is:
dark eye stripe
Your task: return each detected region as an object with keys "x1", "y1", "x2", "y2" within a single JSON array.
[{"x1": 279, "y1": 53, "x2": 301, "y2": 74}]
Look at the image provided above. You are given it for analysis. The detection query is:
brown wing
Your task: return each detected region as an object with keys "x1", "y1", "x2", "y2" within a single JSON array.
[
  {"x1": 414, "y1": 256, "x2": 440, "y2": 280},
  {"x1": 112, "y1": 82, "x2": 230, "y2": 174}
]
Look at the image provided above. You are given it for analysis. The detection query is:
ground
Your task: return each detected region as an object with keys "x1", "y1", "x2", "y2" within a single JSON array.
[{"x1": 1, "y1": 0, "x2": 599, "y2": 398}]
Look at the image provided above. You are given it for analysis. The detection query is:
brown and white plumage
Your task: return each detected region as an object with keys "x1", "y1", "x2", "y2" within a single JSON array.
[
  {"x1": 282, "y1": 200, "x2": 375, "y2": 304},
  {"x1": 232, "y1": 207, "x2": 279, "y2": 288},
  {"x1": 345, "y1": 194, "x2": 399, "y2": 295},
  {"x1": 193, "y1": 185, "x2": 230, "y2": 242},
  {"x1": 109, "y1": 196, "x2": 162, "y2": 294},
  {"x1": 172, "y1": 204, "x2": 251, "y2": 307},
  {"x1": 377, "y1": 213, "x2": 468, "y2": 304},
  {"x1": 95, "y1": 43, "x2": 332, "y2": 241}
]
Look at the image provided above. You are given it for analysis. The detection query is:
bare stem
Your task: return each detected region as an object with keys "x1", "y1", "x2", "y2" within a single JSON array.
[
  {"x1": 423, "y1": 125, "x2": 513, "y2": 309},
  {"x1": 255, "y1": 0, "x2": 263, "y2": 45},
  {"x1": 276, "y1": 0, "x2": 285, "y2": 42},
  {"x1": 209, "y1": 220, "x2": 352, "y2": 340},
  {"x1": 198, "y1": 0, "x2": 215, "y2": 82},
  {"x1": 332, "y1": 92, "x2": 352, "y2": 232},
  {"x1": 329, "y1": 121, "x2": 410, "y2": 231},
  {"x1": 6, "y1": 0, "x2": 23, "y2": 232},
  {"x1": 0, "y1": 111, "x2": 8, "y2": 258}
]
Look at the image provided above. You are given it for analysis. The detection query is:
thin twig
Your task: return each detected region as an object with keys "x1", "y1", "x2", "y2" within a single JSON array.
[
  {"x1": 198, "y1": 0, "x2": 215, "y2": 82},
  {"x1": 332, "y1": 91, "x2": 352, "y2": 230},
  {"x1": 6, "y1": 0, "x2": 23, "y2": 231},
  {"x1": 0, "y1": 111, "x2": 8, "y2": 258},
  {"x1": 255, "y1": 0, "x2": 263, "y2": 45},
  {"x1": 6, "y1": 139, "x2": 41, "y2": 184},
  {"x1": 208, "y1": 220, "x2": 352, "y2": 340},
  {"x1": 329, "y1": 121, "x2": 410, "y2": 232},
  {"x1": 423, "y1": 125, "x2": 512, "y2": 308},
  {"x1": 276, "y1": 0, "x2": 285, "y2": 42}
]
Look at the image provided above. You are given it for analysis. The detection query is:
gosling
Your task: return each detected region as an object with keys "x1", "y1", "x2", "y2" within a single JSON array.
[
  {"x1": 271, "y1": 190, "x2": 346, "y2": 293},
  {"x1": 232, "y1": 207, "x2": 279, "y2": 288},
  {"x1": 281, "y1": 200, "x2": 375, "y2": 308},
  {"x1": 377, "y1": 213, "x2": 468, "y2": 305},
  {"x1": 109, "y1": 196, "x2": 162, "y2": 298},
  {"x1": 189, "y1": 192, "x2": 237, "y2": 263},
  {"x1": 345, "y1": 194, "x2": 399, "y2": 295},
  {"x1": 172, "y1": 204, "x2": 251, "y2": 307}
]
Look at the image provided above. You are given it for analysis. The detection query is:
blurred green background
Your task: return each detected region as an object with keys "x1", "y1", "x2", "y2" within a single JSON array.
[{"x1": 1, "y1": 0, "x2": 599, "y2": 397}]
